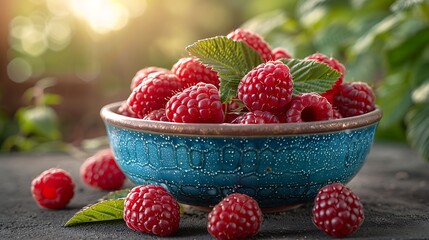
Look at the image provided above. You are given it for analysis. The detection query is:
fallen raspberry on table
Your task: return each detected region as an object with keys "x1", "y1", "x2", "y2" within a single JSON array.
[
  {"x1": 233, "y1": 110, "x2": 280, "y2": 124},
  {"x1": 172, "y1": 56, "x2": 220, "y2": 88},
  {"x1": 127, "y1": 72, "x2": 183, "y2": 118},
  {"x1": 31, "y1": 168, "x2": 75, "y2": 209},
  {"x1": 130, "y1": 67, "x2": 171, "y2": 90},
  {"x1": 143, "y1": 108, "x2": 169, "y2": 121},
  {"x1": 227, "y1": 28, "x2": 273, "y2": 62},
  {"x1": 165, "y1": 82, "x2": 224, "y2": 123},
  {"x1": 312, "y1": 183, "x2": 364, "y2": 238},
  {"x1": 286, "y1": 93, "x2": 333, "y2": 123},
  {"x1": 124, "y1": 185, "x2": 180, "y2": 237},
  {"x1": 237, "y1": 60, "x2": 293, "y2": 112},
  {"x1": 305, "y1": 53, "x2": 346, "y2": 103},
  {"x1": 208, "y1": 193, "x2": 263, "y2": 240},
  {"x1": 80, "y1": 149, "x2": 126, "y2": 190},
  {"x1": 272, "y1": 47, "x2": 292, "y2": 60},
  {"x1": 334, "y1": 81, "x2": 376, "y2": 117}
]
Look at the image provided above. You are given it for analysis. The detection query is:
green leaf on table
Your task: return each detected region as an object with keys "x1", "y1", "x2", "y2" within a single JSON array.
[
  {"x1": 280, "y1": 58, "x2": 341, "y2": 96},
  {"x1": 99, "y1": 189, "x2": 131, "y2": 201},
  {"x1": 64, "y1": 199, "x2": 124, "y2": 227},
  {"x1": 406, "y1": 104, "x2": 429, "y2": 161},
  {"x1": 186, "y1": 36, "x2": 263, "y2": 103}
]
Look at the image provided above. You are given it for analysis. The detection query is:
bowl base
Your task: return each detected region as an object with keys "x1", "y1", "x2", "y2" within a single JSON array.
[{"x1": 181, "y1": 203, "x2": 303, "y2": 214}]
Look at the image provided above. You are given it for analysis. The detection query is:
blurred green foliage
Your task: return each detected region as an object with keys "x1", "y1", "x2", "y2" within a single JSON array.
[
  {"x1": 242, "y1": 0, "x2": 429, "y2": 160},
  {"x1": 1, "y1": 78, "x2": 68, "y2": 152},
  {"x1": 2, "y1": 0, "x2": 429, "y2": 160}
]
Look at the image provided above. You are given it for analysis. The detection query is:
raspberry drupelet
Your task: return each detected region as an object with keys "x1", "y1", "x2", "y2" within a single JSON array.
[
  {"x1": 334, "y1": 81, "x2": 376, "y2": 117},
  {"x1": 286, "y1": 93, "x2": 333, "y2": 123},
  {"x1": 123, "y1": 185, "x2": 180, "y2": 237},
  {"x1": 305, "y1": 53, "x2": 346, "y2": 104},
  {"x1": 233, "y1": 110, "x2": 280, "y2": 124},
  {"x1": 130, "y1": 67, "x2": 171, "y2": 90},
  {"x1": 312, "y1": 183, "x2": 364, "y2": 238},
  {"x1": 237, "y1": 60, "x2": 293, "y2": 113},
  {"x1": 208, "y1": 193, "x2": 263, "y2": 240},
  {"x1": 127, "y1": 72, "x2": 183, "y2": 119},
  {"x1": 172, "y1": 56, "x2": 220, "y2": 88},
  {"x1": 227, "y1": 28, "x2": 273, "y2": 62},
  {"x1": 165, "y1": 82, "x2": 224, "y2": 123},
  {"x1": 31, "y1": 168, "x2": 75, "y2": 209},
  {"x1": 80, "y1": 149, "x2": 126, "y2": 190}
]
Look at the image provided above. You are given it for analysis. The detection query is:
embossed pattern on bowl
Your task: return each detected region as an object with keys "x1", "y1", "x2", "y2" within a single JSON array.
[{"x1": 101, "y1": 101, "x2": 382, "y2": 210}]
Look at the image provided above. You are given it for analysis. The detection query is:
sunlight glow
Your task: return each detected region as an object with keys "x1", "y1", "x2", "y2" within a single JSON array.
[{"x1": 68, "y1": 0, "x2": 145, "y2": 34}]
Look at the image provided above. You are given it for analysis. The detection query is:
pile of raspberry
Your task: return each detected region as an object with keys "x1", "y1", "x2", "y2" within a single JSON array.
[{"x1": 121, "y1": 28, "x2": 375, "y2": 124}]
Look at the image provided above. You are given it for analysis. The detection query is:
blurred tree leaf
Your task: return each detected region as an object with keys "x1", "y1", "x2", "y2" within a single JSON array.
[
  {"x1": 391, "y1": 0, "x2": 426, "y2": 12},
  {"x1": 352, "y1": 13, "x2": 405, "y2": 56},
  {"x1": 241, "y1": 10, "x2": 287, "y2": 36},
  {"x1": 406, "y1": 104, "x2": 429, "y2": 161},
  {"x1": 16, "y1": 106, "x2": 61, "y2": 141},
  {"x1": 376, "y1": 73, "x2": 413, "y2": 129},
  {"x1": 42, "y1": 93, "x2": 62, "y2": 105},
  {"x1": 386, "y1": 27, "x2": 429, "y2": 68},
  {"x1": 412, "y1": 81, "x2": 429, "y2": 103}
]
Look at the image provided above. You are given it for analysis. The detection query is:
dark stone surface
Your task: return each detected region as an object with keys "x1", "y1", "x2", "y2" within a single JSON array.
[{"x1": 1, "y1": 143, "x2": 429, "y2": 239}]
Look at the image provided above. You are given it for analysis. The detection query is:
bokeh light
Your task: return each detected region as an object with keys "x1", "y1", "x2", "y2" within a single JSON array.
[{"x1": 68, "y1": 0, "x2": 145, "y2": 34}]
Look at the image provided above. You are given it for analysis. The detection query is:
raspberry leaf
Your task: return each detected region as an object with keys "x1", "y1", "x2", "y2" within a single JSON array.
[
  {"x1": 280, "y1": 58, "x2": 341, "y2": 96},
  {"x1": 186, "y1": 36, "x2": 263, "y2": 103},
  {"x1": 99, "y1": 189, "x2": 131, "y2": 201},
  {"x1": 406, "y1": 104, "x2": 429, "y2": 161},
  {"x1": 64, "y1": 199, "x2": 124, "y2": 227}
]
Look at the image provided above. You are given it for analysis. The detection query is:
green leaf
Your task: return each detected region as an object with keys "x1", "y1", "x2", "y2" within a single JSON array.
[
  {"x1": 99, "y1": 189, "x2": 131, "y2": 201},
  {"x1": 186, "y1": 36, "x2": 263, "y2": 103},
  {"x1": 280, "y1": 58, "x2": 341, "y2": 96},
  {"x1": 386, "y1": 27, "x2": 429, "y2": 68},
  {"x1": 16, "y1": 106, "x2": 61, "y2": 140},
  {"x1": 64, "y1": 199, "x2": 124, "y2": 227},
  {"x1": 240, "y1": 10, "x2": 287, "y2": 36},
  {"x1": 376, "y1": 73, "x2": 413, "y2": 128},
  {"x1": 391, "y1": 0, "x2": 425, "y2": 12},
  {"x1": 406, "y1": 104, "x2": 429, "y2": 161}
]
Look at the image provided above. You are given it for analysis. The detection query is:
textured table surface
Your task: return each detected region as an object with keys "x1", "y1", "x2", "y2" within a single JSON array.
[{"x1": 1, "y1": 142, "x2": 429, "y2": 239}]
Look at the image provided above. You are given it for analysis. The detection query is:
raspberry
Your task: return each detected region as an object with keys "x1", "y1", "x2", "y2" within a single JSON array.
[
  {"x1": 237, "y1": 60, "x2": 293, "y2": 112},
  {"x1": 272, "y1": 47, "x2": 292, "y2": 60},
  {"x1": 80, "y1": 149, "x2": 126, "y2": 190},
  {"x1": 31, "y1": 168, "x2": 75, "y2": 209},
  {"x1": 208, "y1": 193, "x2": 263, "y2": 240},
  {"x1": 305, "y1": 53, "x2": 346, "y2": 103},
  {"x1": 227, "y1": 28, "x2": 273, "y2": 62},
  {"x1": 312, "y1": 183, "x2": 364, "y2": 238},
  {"x1": 127, "y1": 72, "x2": 183, "y2": 118},
  {"x1": 286, "y1": 93, "x2": 333, "y2": 123},
  {"x1": 130, "y1": 67, "x2": 171, "y2": 90},
  {"x1": 223, "y1": 99, "x2": 246, "y2": 123},
  {"x1": 143, "y1": 108, "x2": 169, "y2": 121},
  {"x1": 333, "y1": 108, "x2": 343, "y2": 119},
  {"x1": 117, "y1": 101, "x2": 139, "y2": 118},
  {"x1": 165, "y1": 82, "x2": 224, "y2": 123},
  {"x1": 171, "y1": 57, "x2": 220, "y2": 88},
  {"x1": 233, "y1": 110, "x2": 280, "y2": 124},
  {"x1": 123, "y1": 185, "x2": 180, "y2": 237},
  {"x1": 333, "y1": 82, "x2": 376, "y2": 117}
]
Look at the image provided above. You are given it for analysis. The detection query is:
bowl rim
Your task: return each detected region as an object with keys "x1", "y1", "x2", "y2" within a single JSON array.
[{"x1": 100, "y1": 101, "x2": 382, "y2": 136}]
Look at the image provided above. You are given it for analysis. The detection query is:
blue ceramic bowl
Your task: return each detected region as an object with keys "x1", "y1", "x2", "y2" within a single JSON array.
[{"x1": 101, "y1": 102, "x2": 382, "y2": 211}]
